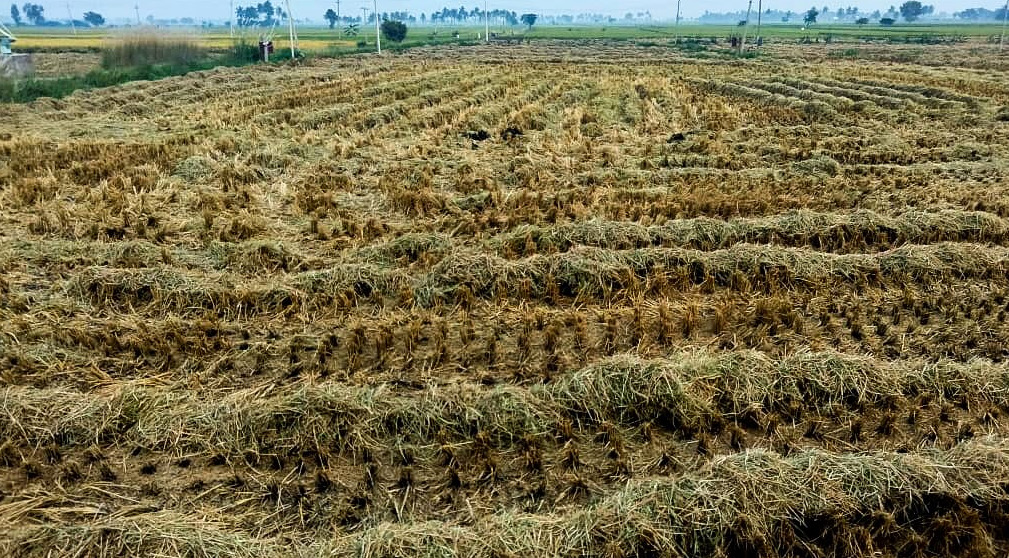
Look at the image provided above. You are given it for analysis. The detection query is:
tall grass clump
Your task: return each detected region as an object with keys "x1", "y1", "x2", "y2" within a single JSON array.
[
  {"x1": 227, "y1": 38, "x2": 261, "y2": 64},
  {"x1": 101, "y1": 33, "x2": 208, "y2": 69}
]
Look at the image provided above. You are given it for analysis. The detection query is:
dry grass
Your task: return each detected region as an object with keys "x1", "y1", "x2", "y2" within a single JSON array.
[
  {"x1": 28, "y1": 53, "x2": 102, "y2": 78},
  {"x1": 101, "y1": 32, "x2": 207, "y2": 69},
  {"x1": 6, "y1": 441, "x2": 1009, "y2": 556},
  {"x1": 4, "y1": 41, "x2": 1009, "y2": 557},
  {"x1": 5, "y1": 350, "x2": 1007, "y2": 456},
  {"x1": 349, "y1": 440, "x2": 1009, "y2": 557}
]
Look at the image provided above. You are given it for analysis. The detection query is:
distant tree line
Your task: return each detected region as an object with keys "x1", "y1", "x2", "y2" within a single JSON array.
[
  {"x1": 7, "y1": 1, "x2": 1006, "y2": 28},
  {"x1": 702, "y1": 5, "x2": 902, "y2": 24},
  {"x1": 702, "y1": 1, "x2": 1009, "y2": 24},
  {"x1": 15, "y1": 2, "x2": 42, "y2": 24},
  {"x1": 415, "y1": 9, "x2": 654, "y2": 26},
  {"x1": 8, "y1": 3, "x2": 103, "y2": 26},
  {"x1": 336, "y1": 8, "x2": 525, "y2": 26},
  {"x1": 235, "y1": 1, "x2": 286, "y2": 27},
  {"x1": 318, "y1": 7, "x2": 548, "y2": 29},
  {"x1": 428, "y1": 7, "x2": 518, "y2": 25},
  {"x1": 954, "y1": 6, "x2": 1009, "y2": 20}
]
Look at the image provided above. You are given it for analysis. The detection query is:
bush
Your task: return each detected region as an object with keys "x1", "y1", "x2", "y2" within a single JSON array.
[
  {"x1": 0, "y1": 64, "x2": 191, "y2": 102},
  {"x1": 880, "y1": 17, "x2": 896, "y2": 25},
  {"x1": 101, "y1": 33, "x2": 207, "y2": 69},
  {"x1": 381, "y1": 20, "x2": 407, "y2": 43},
  {"x1": 227, "y1": 39, "x2": 260, "y2": 64}
]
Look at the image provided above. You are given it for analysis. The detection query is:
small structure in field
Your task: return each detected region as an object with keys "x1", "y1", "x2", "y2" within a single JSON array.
[
  {"x1": 1, "y1": 21, "x2": 14, "y2": 54},
  {"x1": 0, "y1": 21, "x2": 33, "y2": 78},
  {"x1": 1, "y1": 21, "x2": 15, "y2": 54}
]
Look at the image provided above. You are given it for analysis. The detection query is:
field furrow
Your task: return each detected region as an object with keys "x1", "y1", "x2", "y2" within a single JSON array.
[{"x1": 5, "y1": 41, "x2": 1009, "y2": 558}]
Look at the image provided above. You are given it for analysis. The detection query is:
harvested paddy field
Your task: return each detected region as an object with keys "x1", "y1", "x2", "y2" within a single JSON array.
[{"x1": 4, "y1": 41, "x2": 1009, "y2": 556}]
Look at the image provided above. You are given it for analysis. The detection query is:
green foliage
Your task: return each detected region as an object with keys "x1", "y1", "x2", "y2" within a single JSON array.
[
  {"x1": 324, "y1": 8, "x2": 337, "y2": 29},
  {"x1": 227, "y1": 38, "x2": 260, "y2": 63},
  {"x1": 880, "y1": 17, "x2": 896, "y2": 25},
  {"x1": 1, "y1": 38, "x2": 262, "y2": 103},
  {"x1": 1, "y1": 64, "x2": 196, "y2": 102},
  {"x1": 381, "y1": 20, "x2": 407, "y2": 43},
  {"x1": 10, "y1": 3, "x2": 21, "y2": 25},
  {"x1": 899, "y1": 1, "x2": 932, "y2": 22},
  {"x1": 856, "y1": 17, "x2": 869, "y2": 25},
  {"x1": 21, "y1": 2, "x2": 42, "y2": 24},
  {"x1": 82, "y1": 11, "x2": 104, "y2": 26},
  {"x1": 804, "y1": 7, "x2": 819, "y2": 24},
  {"x1": 520, "y1": 13, "x2": 537, "y2": 29},
  {"x1": 829, "y1": 47, "x2": 861, "y2": 57},
  {"x1": 675, "y1": 38, "x2": 709, "y2": 52},
  {"x1": 235, "y1": 1, "x2": 278, "y2": 28}
]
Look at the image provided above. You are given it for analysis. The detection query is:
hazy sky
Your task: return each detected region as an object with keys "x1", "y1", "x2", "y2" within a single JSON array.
[{"x1": 9, "y1": 0, "x2": 1005, "y2": 23}]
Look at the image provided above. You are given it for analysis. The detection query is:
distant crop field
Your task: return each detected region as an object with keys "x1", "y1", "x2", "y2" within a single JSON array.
[
  {"x1": 526, "y1": 21, "x2": 1008, "y2": 40},
  {"x1": 10, "y1": 22, "x2": 1009, "y2": 52},
  {"x1": 3, "y1": 39, "x2": 1009, "y2": 557},
  {"x1": 11, "y1": 28, "x2": 354, "y2": 52}
]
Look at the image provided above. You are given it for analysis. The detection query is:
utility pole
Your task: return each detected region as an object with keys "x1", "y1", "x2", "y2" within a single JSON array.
[
  {"x1": 230, "y1": 0, "x2": 234, "y2": 37},
  {"x1": 66, "y1": 2, "x2": 76, "y2": 35},
  {"x1": 361, "y1": 6, "x2": 368, "y2": 40},
  {"x1": 755, "y1": 0, "x2": 762, "y2": 47},
  {"x1": 739, "y1": 0, "x2": 752, "y2": 54},
  {"x1": 284, "y1": 0, "x2": 297, "y2": 58},
  {"x1": 134, "y1": 3, "x2": 141, "y2": 25},
  {"x1": 484, "y1": 0, "x2": 489, "y2": 42},
  {"x1": 335, "y1": 0, "x2": 340, "y2": 21},
  {"x1": 1000, "y1": 0, "x2": 1008, "y2": 52},
  {"x1": 373, "y1": 0, "x2": 380, "y2": 54},
  {"x1": 674, "y1": 0, "x2": 681, "y2": 41}
]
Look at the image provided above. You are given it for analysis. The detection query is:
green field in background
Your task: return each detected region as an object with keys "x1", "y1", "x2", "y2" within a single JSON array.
[{"x1": 9, "y1": 21, "x2": 1008, "y2": 53}]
